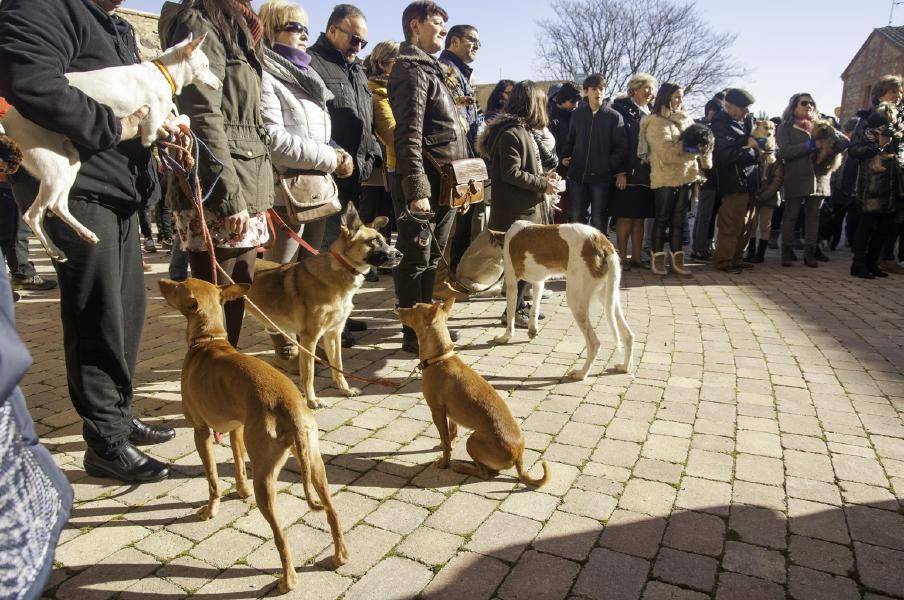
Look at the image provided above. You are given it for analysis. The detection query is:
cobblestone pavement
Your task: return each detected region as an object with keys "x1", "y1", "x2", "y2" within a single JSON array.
[{"x1": 17, "y1": 243, "x2": 904, "y2": 600}]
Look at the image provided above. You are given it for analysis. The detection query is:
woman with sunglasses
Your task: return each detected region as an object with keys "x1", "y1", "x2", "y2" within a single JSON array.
[
  {"x1": 776, "y1": 93, "x2": 846, "y2": 267},
  {"x1": 257, "y1": 0, "x2": 353, "y2": 371},
  {"x1": 390, "y1": 0, "x2": 470, "y2": 354}
]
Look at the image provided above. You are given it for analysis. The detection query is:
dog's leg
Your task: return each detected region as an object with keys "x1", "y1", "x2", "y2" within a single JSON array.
[
  {"x1": 613, "y1": 300, "x2": 635, "y2": 374},
  {"x1": 248, "y1": 443, "x2": 296, "y2": 593},
  {"x1": 450, "y1": 432, "x2": 495, "y2": 480},
  {"x1": 324, "y1": 328, "x2": 360, "y2": 398},
  {"x1": 193, "y1": 427, "x2": 220, "y2": 520},
  {"x1": 298, "y1": 427, "x2": 349, "y2": 567},
  {"x1": 429, "y1": 406, "x2": 453, "y2": 469},
  {"x1": 47, "y1": 143, "x2": 99, "y2": 245},
  {"x1": 448, "y1": 420, "x2": 458, "y2": 448},
  {"x1": 298, "y1": 333, "x2": 320, "y2": 409},
  {"x1": 527, "y1": 280, "x2": 545, "y2": 339},
  {"x1": 230, "y1": 427, "x2": 252, "y2": 498},
  {"x1": 493, "y1": 274, "x2": 519, "y2": 344},
  {"x1": 564, "y1": 287, "x2": 601, "y2": 381}
]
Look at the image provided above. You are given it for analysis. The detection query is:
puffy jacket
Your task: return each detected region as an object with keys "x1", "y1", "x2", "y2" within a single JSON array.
[
  {"x1": 640, "y1": 110, "x2": 710, "y2": 189},
  {"x1": 776, "y1": 121, "x2": 841, "y2": 198},
  {"x1": 369, "y1": 78, "x2": 396, "y2": 171},
  {"x1": 0, "y1": 0, "x2": 156, "y2": 209},
  {"x1": 711, "y1": 109, "x2": 758, "y2": 194},
  {"x1": 389, "y1": 42, "x2": 469, "y2": 202},
  {"x1": 160, "y1": 2, "x2": 273, "y2": 217},
  {"x1": 562, "y1": 103, "x2": 627, "y2": 184},
  {"x1": 308, "y1": 34, "x2": 379, "y2": 185},
  {"x1": 609, "y1": 96, "x2": 650, "y2": 187},
  {"x1": 847, "y1": 107, "x2": 901, "y2": 214}
]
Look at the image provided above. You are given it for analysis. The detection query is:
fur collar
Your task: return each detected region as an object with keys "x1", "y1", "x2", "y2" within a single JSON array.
[
  {"x1": 397, "y1": 42, "x2": 444, "y2": 75},
  {"x1": 476, "y1": 114, "x2": 523, "y2": 157},
  {"x1": 264, "y1": 48, "x2": 333, "y2": 108}
]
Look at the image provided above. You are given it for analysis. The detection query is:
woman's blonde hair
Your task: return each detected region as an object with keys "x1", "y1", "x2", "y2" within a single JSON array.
[
  {"x1": 626, "y1": 73, "x2": 656, "y2": 98},
  {"x1": 258, "y1": 0, "x2": 308, "y2": 47},
  {"x1": 364, "y1": 41, "x2": 400, "y2": 79}
]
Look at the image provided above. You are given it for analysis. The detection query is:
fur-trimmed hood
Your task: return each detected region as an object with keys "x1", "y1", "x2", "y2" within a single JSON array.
[{"x1": 476, "y1": 113, "x2": 524, "y2": 157}]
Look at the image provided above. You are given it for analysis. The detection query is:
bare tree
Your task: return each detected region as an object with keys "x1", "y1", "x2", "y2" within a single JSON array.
[{"x1": 536, "y1": 0, "x2": 744, "y2": 105}]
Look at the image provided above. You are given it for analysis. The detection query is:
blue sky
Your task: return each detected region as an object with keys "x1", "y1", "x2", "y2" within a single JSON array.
[{"x1": 126, "y1": 0, "x2": 900, "y2": 118}]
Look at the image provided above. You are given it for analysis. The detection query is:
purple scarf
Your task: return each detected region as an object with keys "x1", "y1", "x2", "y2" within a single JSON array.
[{"x1": 272, "y1": 43, "x2": 311, "y2": 71}]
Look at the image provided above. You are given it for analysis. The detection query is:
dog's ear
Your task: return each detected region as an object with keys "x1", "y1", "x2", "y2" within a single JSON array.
[
  {"x1": 219, "y1": 283, "x2": 250, "y2": 303},
  {"x1": 368, "y1": 216, "x2": 389, "y2": 231},
  {"x1": 440, "y1": 298, "x2": 455, "y2": 315},
  {"x1": 341, "y1": 202, "x2": 363, "y2": 234},
  {"x1": 183, "y1": 32, "x2": 207, "y2": 56},
  {"x1": 487, "y1": 230, "x2": 506, "y2": 248},
  {"x1": 428, "y1": 302, "x2": 443, "y2": 324}
]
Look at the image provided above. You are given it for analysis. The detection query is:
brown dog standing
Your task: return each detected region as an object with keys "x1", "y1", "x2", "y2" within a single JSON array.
[
  {"x1": 399, "y1": 300, "x2": 550, "y2": 485},
  {"x1": 159, "y1": 278, "x2": 348, "y2": 593}
]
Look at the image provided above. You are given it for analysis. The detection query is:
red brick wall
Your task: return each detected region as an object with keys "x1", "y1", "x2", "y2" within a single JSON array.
[{"x1": 841, "y1": 34, "x2": 904, "y2": 121}]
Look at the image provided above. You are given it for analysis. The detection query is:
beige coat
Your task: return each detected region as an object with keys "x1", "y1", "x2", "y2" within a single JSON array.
[{"x1": 640, "y1": 111, "x2": 711, "y2": 189}]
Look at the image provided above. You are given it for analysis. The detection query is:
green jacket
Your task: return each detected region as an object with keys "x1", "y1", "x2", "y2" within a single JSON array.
[{"x1": 159, "y1": 2, "x2": 273, "y2": 217}]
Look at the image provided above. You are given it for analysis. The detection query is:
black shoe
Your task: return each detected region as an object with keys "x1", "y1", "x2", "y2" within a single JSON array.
[
  {"x1": 129, "y1": 417, "x2": 176, "y2": 445},
  {"x1": 690, "y1": 252, "x2": 712, "y2": 262},
  {"x1": 851, "y1": 264, "x2": 875, "y2": 279},
  {"x1": 449, "y1": 329, "x2": 460, "y2": 343},
  {"x1": 870, "y1": 266, "x2": 889, "y2": 278},
  {"x1": 12, "y1": 274, "x2": 58, "y2": 291},
  {"x1": 815, "y1": 248, "x2": 830, "y2": 262},
  {"x1": 341, "y1": 328, "x2": 357, "y2": 348},
  {"x1": 84, "y1": 442, "x2": 169, "y2": 483},
  {"x1": 735, "y1": 261, "x2": 754, "y2": 269},
  {"x1": 402, "y1": 334, "x2": 419, "y2": 354},
  {"x1": 12, "y1": 291, "x2": 20, "y2": 302},
  {"x1": 364, "y1": 269, "x2": 379, "y2": 283},
  {"x1": 715, "y1": 264, "x2": 742, "y2": 274},
  {"x1": 345, "y1": 318, "x2": 368, "y2": 332}
]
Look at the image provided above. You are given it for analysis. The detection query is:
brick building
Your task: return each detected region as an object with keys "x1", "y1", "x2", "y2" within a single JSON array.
[
  {"x1": 118, "y1": 7, "x2": 162, "y2": 60},
  {"x1": 841, "y1": 25, "x2": 904, "y2": 120}
]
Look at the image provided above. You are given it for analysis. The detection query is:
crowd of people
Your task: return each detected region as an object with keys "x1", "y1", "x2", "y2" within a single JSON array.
[{"x1": 1, "y1": 0, "x2": 903, "y2": 595}]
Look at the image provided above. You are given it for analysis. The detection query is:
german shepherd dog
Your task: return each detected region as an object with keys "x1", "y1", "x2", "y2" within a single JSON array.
[{"x1": 247, "y1": 204, "x2": 402, "y2": 408}]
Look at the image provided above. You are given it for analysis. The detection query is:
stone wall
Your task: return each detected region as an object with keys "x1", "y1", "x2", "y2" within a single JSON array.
[
  {"x1": 118, "y1": 7, "x2": 162, "y2": 60},
  {"x1": 841, "y1": 33, "x2": 904, "y2": 121}
]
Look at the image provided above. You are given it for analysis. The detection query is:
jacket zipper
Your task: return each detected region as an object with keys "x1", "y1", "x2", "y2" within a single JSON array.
[{"x1": 581, "y1": 109, "x2": 597, "y2": 184}]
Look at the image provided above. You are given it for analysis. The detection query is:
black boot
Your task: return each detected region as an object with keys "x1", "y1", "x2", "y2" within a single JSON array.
[
  {"x1": 401, "y1": 326, "x2": 419, "y2": 354},
  {"x1": 804, "y1": 247, "x2": 818, "y2": 268},
  {"x1": 745, "y1": 238, "x2": 756, "y2": 261},
  {"x1": 851, "y1": 260, "x2": 875, "y2": 279},
  {"x1": 781, "y1": 247, "x2": 793, "y2": 267},
  {"x1": 749, "y1": 240, "x2": 768, "y2": 264}
]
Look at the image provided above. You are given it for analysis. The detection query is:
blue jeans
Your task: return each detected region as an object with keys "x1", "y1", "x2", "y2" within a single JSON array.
[
  {"x1": 693, "y1": 188, "x2": 717, "y2": 254},
  {"x1": 568, "y1": 180, "x2": 609, "y2": 231}
]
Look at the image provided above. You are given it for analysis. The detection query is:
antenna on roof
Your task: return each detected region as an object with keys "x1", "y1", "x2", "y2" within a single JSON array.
[{"x1": 890, "y1": 0, "x2": 904, "y2": 25}]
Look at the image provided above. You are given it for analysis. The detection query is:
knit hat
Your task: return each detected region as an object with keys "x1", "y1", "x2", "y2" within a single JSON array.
[
  {"x1": 553, "y1": 82, "x2": 581, "y2": 104},
  {"x1": 724, "y1": 88, "x2": 755, "y2": 108},
  {"x1": 546, "y1": 83, "x2": 563, "y2": 101}
]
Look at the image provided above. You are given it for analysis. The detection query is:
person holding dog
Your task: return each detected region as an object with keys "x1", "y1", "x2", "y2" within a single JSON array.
[
  {"x1": 0, "y1": 0, "x2": 176, "y2": 483},
  {"x1": 609, "y1": 74, "x2": 656, "y2": 270},
  {"x1": 389, "y1": 0, "x2": 469, "y2": 354},
  {"x1": 477, "y1": 80, "x2": 561, "y2": 327},
  {"x1": 640, "y1": 82, "x2": 711, "y2": 275},
  {"x1": 776, "y1": 93, "x2": 846, "y2": 268}
]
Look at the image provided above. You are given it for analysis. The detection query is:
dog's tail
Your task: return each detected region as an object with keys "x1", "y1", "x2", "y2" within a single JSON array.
[
  {"x1": 515, "y1": 455, "x2": 551, "y2": 487},
  {"x1": 603, "y1": 251, "x2": 623, "y2": 350},
  {"x1": 292, "y1": 424, "x2": 325, "y2": 512}
]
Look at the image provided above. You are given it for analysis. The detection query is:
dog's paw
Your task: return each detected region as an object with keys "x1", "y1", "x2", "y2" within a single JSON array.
[
  {"x1": 236, "y1": 483, "x2": 252, "y2": 499},
  {"x1": 332, "y1": 544, "x2": 350, "y2": 568},
  {"x1": 565, "y1": 368, "x2": 587, "y2": 381},
  {"x1": 340, "y1": 386, "x2": 361, "y2": 398},
  {"x1": 196, "y1": 503, "x2": 218, "y2": 520},
  {"x1": 278, "y1": 571, "x2": 298, "y2": 594},
  {"x1": 493, "y1": 334, "x2": 512, "y2": 344},
  {"x1": 528, "y1": 327, "x2": 538, "y2": 339},
  {"x1": 306, "y1": 397, "x2": 321, "y2": 410},
  {"x1": 434, "y1": 455, "x2": 451, "y2": 469}
]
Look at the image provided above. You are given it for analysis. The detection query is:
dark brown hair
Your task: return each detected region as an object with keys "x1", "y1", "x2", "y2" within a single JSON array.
[
  {"x1": 179, "y1": 0, "x2": 262, "y2": 60},
  {"x1": 651, "y1": 82, "x2": 683, "y2": 116},
  {"x1": 781, "y1": 93, "x2": 816, "y2": 122},
  {"x1": 872, "y1": 74, "x2": 903, "y2": 105},
  {"x1": 401, "y1": 1, "x2": 448, "y2": 41},
  {"x1": 582, "y1": 73, "x2": 606, "y2": 91},
  {"x1": 505, "y1": 80, "x2": 548, "y2": 130}
]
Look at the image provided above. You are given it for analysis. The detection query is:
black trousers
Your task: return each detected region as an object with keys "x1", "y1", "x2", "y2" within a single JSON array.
[
  {"x1": 652, "y1": 185, "x2": 692, "y2": 252},
  {"x1": 0, "y1": 185, "x2": 37, "y2": 279},
  {"x1": 392, "y1": 171, "x2": 455, "y2": 309},
  {"x1": 44, "y1": 197, "x2": 145, "y2": 456},
  {"x1": 852, "y1": 212, "x2": 893, "y2": 269},
  {"x1": 189, "y1": 246, "x2": 257, "y2": 348}
]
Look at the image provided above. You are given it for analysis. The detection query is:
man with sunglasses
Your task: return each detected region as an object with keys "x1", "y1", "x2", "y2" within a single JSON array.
[{"x1": 309, "y1": 3, "x2": 381, "y2": 346}]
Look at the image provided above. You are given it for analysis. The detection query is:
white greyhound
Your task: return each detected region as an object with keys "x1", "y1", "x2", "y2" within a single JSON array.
[{"x1": 0, "y1": 33, "x2": 220, "y2": 262}]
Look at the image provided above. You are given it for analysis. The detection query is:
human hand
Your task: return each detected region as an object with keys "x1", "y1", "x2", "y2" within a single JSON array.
[
  {"x1": 615, "y1": 173, "x2": 627, "y2": 190},
  {"x1": 806, "y1": 139, "x2": 817, "y2": 152},
  {"x1": 120, "y1": 105, "x2": 150, "y2": 141},
  {"x1": 408, "y1": 198, "x2": 431, "y2": 213},
  {"x1": 334, "y1": 149, "x2": 354, "y2": 178},
  {"x1": 561, "y1": 156, "x2": 572, "y2": 166},
  {"x1": 684, "y1": 146, "x2": 699, "y2": 155},
  {"x1": 226, "y1": 209, "x2": 250, "y2": 237}
]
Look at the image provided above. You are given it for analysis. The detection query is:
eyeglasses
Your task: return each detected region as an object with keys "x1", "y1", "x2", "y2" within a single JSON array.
[
  {"x1": 799, "y1": 100, "x2": 815, "y2": 108},
  {"x1": 462, "y1": 35, "x2": 481, "y2": 48},
  {"x1": 282, "y1": 21, "x2": 308, "y2": 36},
  {"x1": 334, "y1": 25, "x2": 368, "y2": 49}
]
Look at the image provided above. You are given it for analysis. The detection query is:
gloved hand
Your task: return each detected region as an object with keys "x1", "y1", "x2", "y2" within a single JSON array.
[
  {"x1": 805, "y1": 139, "x2": 817, "y2": 152},
  {"x1": 756, "y1": 137, "x2": 768, "y2": 149},
  {"x1": 684, "y1": 146, "x2": 699, "y2": 155}
]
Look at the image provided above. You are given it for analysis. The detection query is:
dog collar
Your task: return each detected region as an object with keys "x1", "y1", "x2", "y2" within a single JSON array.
[
  {"x1": 152, "y1": 60, "x2": 177, "y2": 95},
  {"x1": 330, "y1": 250, "x2": 367, "y2": 276},
  {"x1": 190, "y1": 334, "x2": 228, "y2": 349},
  {"x1": 417, "y1": 349, "x2": 456, "y2": 371}
]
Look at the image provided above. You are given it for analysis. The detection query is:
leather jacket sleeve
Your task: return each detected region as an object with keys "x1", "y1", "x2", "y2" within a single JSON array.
[{"x1": 390, "y1": 62, "x2": 432, "y2": 202}]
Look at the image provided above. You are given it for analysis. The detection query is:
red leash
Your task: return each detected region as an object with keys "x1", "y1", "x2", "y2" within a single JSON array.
[{"x1": 265, "y1": 208, "x2": 320, "y2": 257}]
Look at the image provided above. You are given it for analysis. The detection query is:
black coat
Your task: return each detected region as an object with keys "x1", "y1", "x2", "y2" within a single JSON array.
[
  {"x1": 438, "y1": 49, "x2": 479, "y2": 147},
  {"x1": 308, "y1": 34, "x2": 380, "y2": 186},
  {"x1": 389, "y1": 42, "x2": 469, "y2": 202},
  {"x1": 609, "y1": 97, "x2": 650, "y2": 187},
  {"x1": 0, "y1": 0, "x2": 156, "y2": 209},
  {"x1": 847, "y1": 107, "x2": 902, "y2": 214},
  {"x1": 562, "y1": 103, "x2": 627, "y2": 184},
  {"x1": 710, "y1": 109, "x2": 758, "y2": 195}
]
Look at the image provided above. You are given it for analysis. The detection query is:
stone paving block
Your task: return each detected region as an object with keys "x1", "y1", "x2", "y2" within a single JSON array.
[
  {"x1": 685, "y1": 449, "x2": 733, "y2": 482},
  {"x1": 421, "y1": 551, "x2": 510, "y2": 600},
  {"x1": 607, "y1": 417, "x2": 653, "y2": 442},
  {"x1": 735, "y1": 430, "x2": 783, "y2": 458},
  {"x1": 556, "y1": 421, "x2": 606, "y2": 448},
  {"x1": 633, "y1": 458, "x2": 683, "y2": 485},
  {"x1": 191, "y1": 567, "x2": 276, "y2": 598},
  {"x1": 499, "y1": 491, "x2": 559, "y2": 522},
  {"x1": 788, "y1": 534, "x2": 854, "y2": 576},
  {"x1": 54, "y1": 547, "x2": 159, "y2": 600},
  {"x1": 845, "y1": 504, "x2": 904, "y2": 551},
  {"x1": 344, "y1": 556, "x2": 432, "y2": 600},
  {"x1": 539, "y1": 461, "x2": 580, "y2": 496},
  {"x1": 544, "y1": 442, "x2": 592, "y2": 466},
  {"x1": 690, "y1": 434, "x2": 734, "y2": 453},
  {"x1": 521, "y1": 410, "x2": 570, "y2": 435},
  {"x1": 642, "y1": 581, "x2": 709, "y2": 600},
  {"x1": 322, "y1": 524, "x2": 400, "y2": 578},
  {"x1": 533, "y1": 511, "x2": 601, "y2": 561},
  {"x1": 465, "y1": 510, "x2": 542, "y2": 563},
  {"x1": 785, "y1": 476, "x2": 842, "y2": 506},
  {"x1": 839, "y1": 481, "x2": 896, "y2": 506},
  {"x1": 54, "y1": 523, "x2": 152, "y2": 569},
  {"x1": 676, "y1": 477, "x2": 732, "y2": 516},
  {"x1": 782, "y1": 433, "x2": 829, "y2": 454},
  {"x1": 620, "y1": 478, "x2": 677, "y2": 517},
  {"x1": 729, "y1": 505, "x2": 787, "y2": 550},
  {"x1": 872, "y1": 435, "x2": 904, "y2": 462},
  {"x1": 652, "y1": 547, "x2": 718, "y2": 592},
  {"x1": 363, "y1": 499, "x2": 428, "y2": 535},
  {"x1": 598, "y1": 509, "x2": 665, "y2": 559},
  {"x1": 560, "y1": 488, "x2": 618, "y2": 521},
  {"x1": 735, "y1": 454, "x2": 784, "y2": 485},
  {"x1": 714, "y1": 572, "x2": 785, "y2": 600},
  {"x1": 396, "y1": 526, "x2": 463, "y2": 566},
  {"x1": 156, "y1": 555, "x2": 218, "y2": 593},
  {"x1": 304, "y1": 491, "x2": 377, "y2": 533},
  {"x1": 662, "y1": 510, "x2": 726, "y2": 557},
  {"x1": 721, "y1": 541, "x2": 786, "y2": 583},
  {"x1": 498, "y1": 549, "x2": 580, "y2": 600},
  {"x1": 119, "y1": 576, "x2": 187, "y2": 599},
  {"x1": 189, "y1": 527, "x2": 264, "y2": 569},
  {"x1": 572, "y1": 548, "x2": 649, "y2": 600},
  {"x1": 788, "y1": 498, "x2": 851, "y2": 545},
  {"x1": 854, "y1": 541, "x2": 904, "y2": 597},
  {"x1": 788, "y1": 565, "x2": 860, "y2": 600},
  {"x1": 832, "y1": 453, "x2": 889, "y2": 487},
  {"x1": 425, "y1": 491, "x2": 498, "y2": 536},
  {"x1": 245, "y1": 522, "x2": 332, "y2": 572},
  {"x1": 641, "y1": 434, "x2": 690, "y2": 463},
  {"x1": 281, "y1": 570, "x2": 352, "y2": 600},
  {"x1": 134, "y1": 529, "x2": 194, "y2": 561}
]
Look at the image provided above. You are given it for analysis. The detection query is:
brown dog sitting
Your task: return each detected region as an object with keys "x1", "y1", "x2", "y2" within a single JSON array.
[
  {"x1": 398, "y1": 300, "x2": 550, "y2": 486},
  {"x1": 159, "y1": 278, "x2": 348, "y2": 593},
  {"x1": 811, "y1": 118, "x2": 844, "y2": 175}
]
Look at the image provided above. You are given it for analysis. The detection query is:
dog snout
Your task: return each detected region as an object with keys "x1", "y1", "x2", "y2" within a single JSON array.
[{"x1": 367, "y1": 246, "x2": 403, "y2": 269}]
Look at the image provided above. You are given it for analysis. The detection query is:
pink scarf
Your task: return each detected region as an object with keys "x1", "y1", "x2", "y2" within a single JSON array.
[{"x1": 795, "y1": 117, "x2": 814, "y2": 133}]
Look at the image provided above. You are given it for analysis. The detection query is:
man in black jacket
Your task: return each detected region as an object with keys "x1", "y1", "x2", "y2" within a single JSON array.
[
  {"x1": 0, "y1": 0, "x2": 175, "y2": 483},
  {"x1": 561, "y1": 73, "x2": 627, "y2": 232},
  {"x1": 710, "y1": 88, "x2": 760, "y2": 273}
]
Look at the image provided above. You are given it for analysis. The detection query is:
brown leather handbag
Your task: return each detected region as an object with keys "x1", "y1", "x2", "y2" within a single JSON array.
[
  {"x1": 274, "y1": 169, "x2": 341, "y2": 226},
  {"x1": 426, "y1": 152, "x2": 488, "y2": 209}
]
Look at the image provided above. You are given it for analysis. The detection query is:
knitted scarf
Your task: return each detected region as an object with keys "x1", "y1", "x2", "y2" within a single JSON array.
[
  {"x1": 232, "y1": 0, "x2": 263, "y2": 46},
  {"x1": 794, "y1": 117, "x2": 814, "y2": 133}
]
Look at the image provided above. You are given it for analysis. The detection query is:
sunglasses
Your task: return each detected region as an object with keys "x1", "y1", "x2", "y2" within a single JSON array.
[
  {"x1": 462, "y1": 35, "x2": 481, "y2": 48},
  {"x1": 799, "y1": 100, "x2": 815, "y2": 107},
  {"x1": 282, "y1": 21, "x2": 308, "y2": 35},
  {"x1": 335, "y1": 25, "x2": 368, "y2": 49}
]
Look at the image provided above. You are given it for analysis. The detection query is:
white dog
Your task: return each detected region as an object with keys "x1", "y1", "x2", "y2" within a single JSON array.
[
  {"x1": 0, "y1": 33, "x2": 219, "y2": 262},
  {"x1": 490, "y1": 221, "x2": 635, "y2": 379}
]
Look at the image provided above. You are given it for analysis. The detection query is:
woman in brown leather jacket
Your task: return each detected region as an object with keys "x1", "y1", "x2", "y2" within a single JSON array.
[{"x1": 389, "y1": 0, "x2": 469, "y2": 354}]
